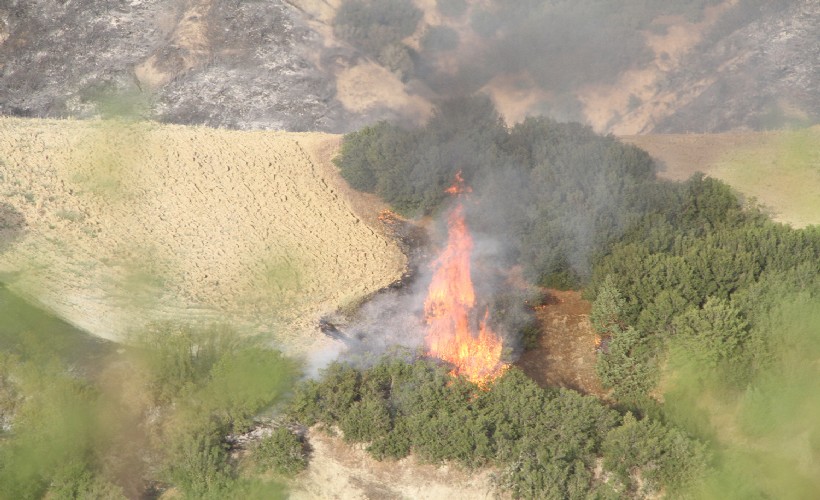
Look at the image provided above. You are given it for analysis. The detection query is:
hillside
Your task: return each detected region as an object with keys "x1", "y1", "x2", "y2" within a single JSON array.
[
  {"x1": 0, "y1": 117, "x2": 405, "y2": 354},
  {"x1": 1, "y1": 0, "x2": 817, "y2": 134},
  {"x1": 622, "y1": 126, "x2": 820, "y2": 228},
  {"x1": 651, "y1": 0, "x2": 820, "y2": 133},
  {"x1": 0, "y1": 0, "x2": 349, "y2": 131}
]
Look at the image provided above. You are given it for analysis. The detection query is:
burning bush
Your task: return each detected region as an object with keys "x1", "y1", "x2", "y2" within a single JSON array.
[{"x1": 423, "y1": 175, "x2": 507, "y2": 384}]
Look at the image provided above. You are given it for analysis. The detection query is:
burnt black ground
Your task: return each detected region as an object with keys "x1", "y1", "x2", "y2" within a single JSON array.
[
  {"x1": 0, "y1": 0, "x2": 349, "y2": 131},
  {"x1": 0, "y1": 1, "x2": 818, "y2": 133}
]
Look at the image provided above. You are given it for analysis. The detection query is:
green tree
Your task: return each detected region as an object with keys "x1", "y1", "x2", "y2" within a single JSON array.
[
  {"x1": 596, "y1": 326, "x2": 658, "y2": 409},
  {"x1": 603, "y1": 413, "x2": 708, "y2": 495},
  {"x1": 590, "y1": 275, "x2": 626, "y2": 336},
  {"x1": 671, "y1": 297, "x2": 749, "y2": 369},
  {"x1": 254, "y1": 427, "x2": 308, "y2": 476}
]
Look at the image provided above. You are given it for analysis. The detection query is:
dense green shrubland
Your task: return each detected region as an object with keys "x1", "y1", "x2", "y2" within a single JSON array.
[
  {"x1": 290, "y1": 356, "x2": 707, "y2": 498},
  {"x1": 335, "y1": 95, "x2": 666, "y2": 288},
  {"x1": 586, "y1": 173, "x2": 820, "y2": 495},
  {"x1": 332, "y1": 95, "x2": 820, "y2": 496},
  {"x1": 588, "y1": 175, "x2": 820, "y2": 407}
]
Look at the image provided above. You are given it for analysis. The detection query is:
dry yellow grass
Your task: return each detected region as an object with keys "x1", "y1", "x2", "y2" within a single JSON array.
[
  {"x1": 0, "y1": 117, "x2": 405, "y2": 354},
  {"x1": 290, "y1": 427, "x2": 495, "y2": 499},
  {"x1": 622, "y1": 126, "x2": 820, "y2": 228}
]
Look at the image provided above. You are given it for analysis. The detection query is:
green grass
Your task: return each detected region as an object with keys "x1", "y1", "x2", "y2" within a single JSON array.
[
  {"x1": 711, "y1": 128, "x2": 820, "y2": 228},
  {"x1": 0, "y1": 283, "x2": 112, "y2": 371}
]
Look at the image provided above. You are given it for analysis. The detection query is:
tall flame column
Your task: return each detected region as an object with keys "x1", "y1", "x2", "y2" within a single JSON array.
[{"x1": 424, "y1": 175, "x2": 505, "y2": 384}]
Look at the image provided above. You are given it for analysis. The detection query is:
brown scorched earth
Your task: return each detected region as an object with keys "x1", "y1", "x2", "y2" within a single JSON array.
[
  {"x1": 517, "y1": 289, "x2": 605, "y2": 398},
  {"x1": 0, "y1": 116, "x2": 405, "y2": 356}
]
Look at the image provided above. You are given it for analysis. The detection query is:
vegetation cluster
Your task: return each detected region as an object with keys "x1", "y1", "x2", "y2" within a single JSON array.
[
  {"x1": 586, "y1": 176, "x2": 820, "y2": 496},
  {"x1": 0, "y1": 321, "x2": 305, "y2": 499},
  {"x1": 335, "y1": 95, "x2": 661, "y2": 288},
  {"x1": 291, "y1": 357, "x2": 707, "y2": 498},
  {"x1": 588, "y1": 176, "x2": 820, "y2": 409},
  {"x1": 331, "y1": 96, "x2": 820, "y2": 497}
]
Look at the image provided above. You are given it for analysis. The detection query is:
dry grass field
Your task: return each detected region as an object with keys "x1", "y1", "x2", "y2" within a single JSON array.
[
  {"x1": 290, "y1": 427, "x2": 495, "y2": 499},
  {"x1": 0, "y1": 117, "x2": 405, "y2": 355},
  {"x1": 622, "y1": 126, "x2": 820, "y2": 228}
]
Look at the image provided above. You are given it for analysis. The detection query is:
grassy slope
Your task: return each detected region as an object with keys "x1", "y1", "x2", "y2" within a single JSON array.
[{"x1": 621, "y1": 126, "x2": 820, "y2": 228}]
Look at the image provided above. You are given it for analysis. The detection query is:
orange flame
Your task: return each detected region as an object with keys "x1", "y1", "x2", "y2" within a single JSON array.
[
  {"x1": 424, "y1": 175, "x2": 506, "y2": 385},
  {"x1": 444, "y1": 170, "x2": 473, "y2": 195}
]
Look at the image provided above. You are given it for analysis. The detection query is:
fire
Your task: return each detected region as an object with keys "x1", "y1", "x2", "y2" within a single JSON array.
[
  {"x1": 378, "y1": 209, "x2": 399, "y2": 224},
  {"x1": 444, "y1": 170, "x2": 472, "y2": 195},
  {"x1": 424, "y1": 174, "x2": 506, "y2": 385}
]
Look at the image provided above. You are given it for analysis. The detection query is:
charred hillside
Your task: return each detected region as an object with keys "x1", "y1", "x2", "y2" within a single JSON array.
[
  {"x1": 0, "y1": 0, "x2": 347, "y2": 131},
  {"x1": 0, "y1": 1, "x2": 817, "y2": 133},
  {"x1": 654, "y1": 0, "x2": 820, "y2": 132}
]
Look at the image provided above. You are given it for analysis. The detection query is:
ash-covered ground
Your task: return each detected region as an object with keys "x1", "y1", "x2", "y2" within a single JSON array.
[
  {"x1": 0, "y1": 0, "x2": 353, "y2": 131},
  {"x1": 2, "y1": 0, "x2": 819, "y2": 134},
  {"x1": 654, "y1": 0, "x2": 820, "y2": 132}
]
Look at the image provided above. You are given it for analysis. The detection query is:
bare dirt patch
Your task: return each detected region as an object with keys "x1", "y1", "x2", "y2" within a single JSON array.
[
  {"x1": 290, "y1": 427, "x2": 496, "y2": 500},
  {"x1": 0, "y1": 117, "x2": 405, "y2": 354},
  {"x1": 516, "y1": 290, "x2": 605, "y2": 397}
]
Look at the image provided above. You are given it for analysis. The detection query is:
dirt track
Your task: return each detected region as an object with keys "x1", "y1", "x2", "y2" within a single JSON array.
[{"x1": 0, "y1": 117, "x2": 405, "y2": 354}]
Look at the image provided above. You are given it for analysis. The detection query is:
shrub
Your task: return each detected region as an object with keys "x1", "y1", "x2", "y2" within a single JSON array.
[
  {"x1": 287, "y1": 357, "x2": 703, "y2": 498},
  {"x1": 254, "y1": 427, "x2": 308, "y2": 476},
  {"x1": 603, "y1": 413, "x2": 709, "y2": 495},
  {"x1": 335, "y1": 99, "x2": 662, "y2": 283},
  {"x1": 163, "y1": 421, "x2": 233, "y2": 498},
  {"x1": 340, "y1": 397, "x2": 392, "y2": 442},
  {"x1": 334, "y1": 0, "x2": 422, "y2": 59},
  {"x1": 48, "y1": 462, "x2": 126, "y2": 500}
]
